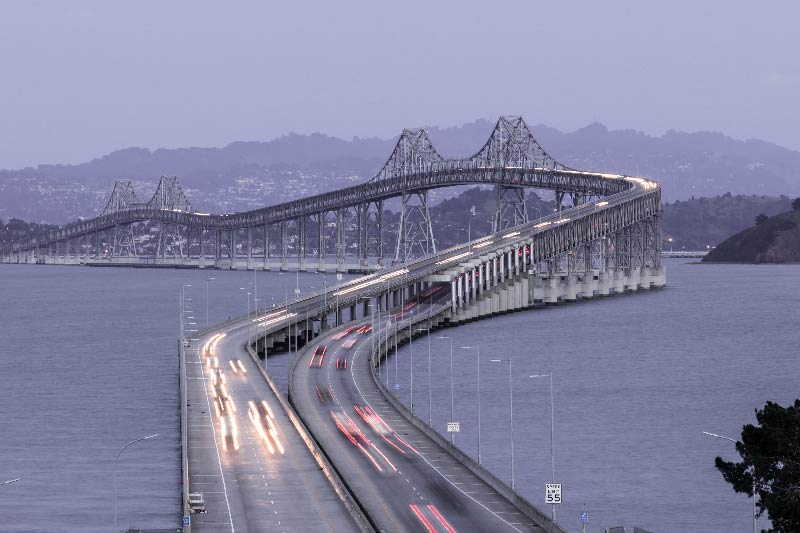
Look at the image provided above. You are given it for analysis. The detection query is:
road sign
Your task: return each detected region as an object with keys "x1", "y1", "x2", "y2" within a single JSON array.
[
  {"x1": 294, "y1": 288, "x2": 300, "y2": 295},
  {"x1": 394, "y1": 383, "x2": 400, "y2": 390},
  {"x1": 447, "y1": 422, "x2": 460, "y2": 433},
  {"x1": 545, "y1": 483, "x2": 562, "y2": 504},
  {"x1": 337, "y1": 273, "x2": 343, "y2": 281},
  {"x1": 182, "y1": 515, "x2": 191, "y2": 526},
  {"x1": 581, "y1": 511, "x2": 588, "y2": 523}
]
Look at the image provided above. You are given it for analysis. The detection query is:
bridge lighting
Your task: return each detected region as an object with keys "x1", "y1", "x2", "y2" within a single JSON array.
[
  {"x1": 333, "y1": 269, "x2": 409, "y2": 296},
  {"x1": 253, "y1": 308, "x2": 288, "y2": 323},
  {"x1": 533, "y1": 222, "x2": 551, "y2": 229},
  {"x1": 473, "y1": 240, "x2": 493, "y2": 249},
  {"x1": 554, "y1": 218, "x2": 571, "y2": 224},
  {"x1": 596, "y1": 201, "x2": 609, "y2": 207},
  {"x1": 435, "y1": 251, "x2": 472, "y2": 265},
  {"x1": 502, "y1": 231, "x2": 521, "y2": 239}
]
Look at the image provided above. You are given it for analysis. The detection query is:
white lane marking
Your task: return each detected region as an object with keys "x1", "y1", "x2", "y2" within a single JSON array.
[
  {"x1": 350, "y1": 336, "x2": 523, "y2": 533},
  {"x1": 198, "y1": 339, "x2": 236, "y2": 533}
]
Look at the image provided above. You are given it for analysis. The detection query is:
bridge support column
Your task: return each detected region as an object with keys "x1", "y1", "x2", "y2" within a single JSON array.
[
  {"x1": 598, "y1": 271, "x2": 610, "y2": 296},
  {"x1": 394, "y1": 191, "x2": 435, "y2": 264},
  {"x1": 299, "y1": 217, "x2": 308, "y2": 271},
  {"x1": 246, "y1": 227, "x2": 253, "y2": 270},
  {"x1": 199, "y1": 230, "x2": 205, "y2": 269},
  {"x1": 317, "y1": 212, "x2": 326, "y2": 272},
  {"x1": 230, "y1": 229, "x2": 238, "y2": 270},
  {"x1": 264, "y1": 223, "x2": 270, "y2": 270},
  {"x1": 493, "y1": 185, "x2": 528, "y2": 232},
  {"x1": 280, "y1": 222, "x2": 288, "y2": 271}
]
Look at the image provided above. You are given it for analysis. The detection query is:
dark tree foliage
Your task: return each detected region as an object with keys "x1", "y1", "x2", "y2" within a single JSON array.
[
  {"x1": 714, "y1": 400, "x2": 800, "y2": 532},
  {"x1": 755, "y1": 213, "x2": 769, "y2": 225},
  {"x1": 792, "y1": 197, "x2": 800, "y2": 210}
]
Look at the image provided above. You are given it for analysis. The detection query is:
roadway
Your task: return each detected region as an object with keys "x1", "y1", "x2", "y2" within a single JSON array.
[
  {"x1": 186, "y1": 321, "x2": 359, "y2": 533},
  {"x1": 290, "y1": 289, "x2": 547, "y2": 533}
]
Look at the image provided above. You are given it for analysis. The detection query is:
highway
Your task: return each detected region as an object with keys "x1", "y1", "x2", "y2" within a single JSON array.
[
  {"x1": 186, "y1": 321, "x2": 359, "y2": 533},
  {"x1": 290, "y1": 289, "x2": 548, "y2": 533}
]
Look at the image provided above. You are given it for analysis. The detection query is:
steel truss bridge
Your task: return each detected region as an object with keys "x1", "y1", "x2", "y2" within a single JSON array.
[{"x1": 0, "y1": 116, "x2": 660, "y2": 276}]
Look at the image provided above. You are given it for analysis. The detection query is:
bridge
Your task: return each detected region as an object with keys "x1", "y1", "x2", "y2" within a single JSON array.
[
  {"x1": 0, "y1": 116, "x2": 655, "y2": 274},
  {"x1": 5, "y1": 116, "x2": 665, "y2": 531}
]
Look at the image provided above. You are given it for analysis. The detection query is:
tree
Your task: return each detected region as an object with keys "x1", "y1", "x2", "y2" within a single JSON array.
[
  {"x1": 792, "y1": 197, "x2": 800, "y2": 211},
  {"x1": 755, "y1": 213, "x2": 769, "y2": 225},
  {"x1": 714, "y1": 399, "x2": 800, "y2": 532}
]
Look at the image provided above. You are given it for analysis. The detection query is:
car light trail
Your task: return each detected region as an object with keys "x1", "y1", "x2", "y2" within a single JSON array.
[
  {"x1": 236, "y1": 360, "x2": 247, "y2": 373},
  {"x1": 428, "y1": 505, "x2": 457, "y2": 533},
  {"x1": 436, "y1": 251, "x2": 472, "y2": 265},
  {"x1": 228, "y1": 360, "x2": 239, "y2": 374},
  {"x1": 253, "y1": 308, "x2": 288, "y2": 323},
  {"x1": 596, "y1": 201, "x2": 609, "y2": 207},
  {"x1": 260, "y1": 400, "x2": 274, "y2": 419},
  {"x1": 333, "y1": 269, "x2": 409, "y2": 296},
  {"x1": 473, "y1": 240, "x2": 493, "y2": 248},
  {"x1": 555, "y1": 218, "x2": 571, "y2": 224},
  {"x1": 534, "y1": 221, "x2": 551, "y2": 228},
  {"x1": 503, "y1": 231, "x2": 520, "y2": 238},
  {"x1": 410, "y1": 504, "x2": 437, "y2": 533}
]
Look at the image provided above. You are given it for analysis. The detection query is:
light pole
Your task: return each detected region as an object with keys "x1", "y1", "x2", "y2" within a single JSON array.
[
  {"x1": 703, "y1": 431, "x2": 757, "y2": 533},
  {"x1": 205, "y1": 276, "x2": 215, "y2": 327},
  {"x1": 315, "y1": 272, "x2": 328, "y2": 330},
  {"x1": 491, "y1": 358, "x2": 514, "y2": 490},
  {"x1": 114, "y1": 433, "x2": 158, "y2": 533},
  {"x1": 530, "y1": 373, "x2": 556, "y2": 521},
  {"x1": 668, "y1": 237, "x2": 673, "y2": 253},
  {"x1": 437, "y1": 336, "x2": 454, "y2": 444},
  {"x1": 462, "y1": 345, "x2": 481, "y2": 464},
  {"x1": 240, "y1": 287, "x2": 252, "y2": 347}
]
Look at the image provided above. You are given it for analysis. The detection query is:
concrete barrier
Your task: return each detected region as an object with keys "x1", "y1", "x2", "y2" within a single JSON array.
[
  {"x1": 178, "y1": 339, "x2": 190, "y2": 533},
  {"x1": 371, "y1": 315, "x2": 568, "y2": 533}
]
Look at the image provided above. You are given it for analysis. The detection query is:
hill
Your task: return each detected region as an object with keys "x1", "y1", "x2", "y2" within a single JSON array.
[
  {"x1": 703, "y1": 209, "x2": 800, "y2": 263},
  {"x1": 2, "y1": 119, "x2": 800, "y2": 223}
]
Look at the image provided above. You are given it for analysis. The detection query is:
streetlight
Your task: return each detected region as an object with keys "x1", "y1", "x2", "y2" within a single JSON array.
[
  {"x1": 240, "y1": 287, "x2": 252, "y2": 347},
  {"x1": 667, "y1": 237, "x2": 673, "y2": 253},
  {"x1": 114, "y1": 433, "x2": 158, "y2": 533},
  {"x1": 491, "y1": 358, "x2": 515, "y2": 490},
  {"x1": 462, "y1": 345, "x2": 482, "y2": 464},
  {"x1": 703, "y1": 431, "x2": 757, "y2": 533},
  {"x1": 314, "y1": 272, "x2": 328, "y2": 330},
  {"x1": 436, "y1": 336, "x2": 455, "y2": 444},
  {"x1": 205, "y1": 276, "x2": 215, "y2": 327},
  {"x1": 530, "y1": 373, "x2": 556, "y2": 521}
]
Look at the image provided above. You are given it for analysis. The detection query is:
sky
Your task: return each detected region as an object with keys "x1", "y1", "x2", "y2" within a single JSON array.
[{"x1": 1, "y1": 0, "x2": 798, "y2": 169}]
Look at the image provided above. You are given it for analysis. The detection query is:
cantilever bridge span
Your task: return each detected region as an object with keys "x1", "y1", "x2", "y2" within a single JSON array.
[{"x1": 0, "y1": 116, "x2": 659, "y2": 273}]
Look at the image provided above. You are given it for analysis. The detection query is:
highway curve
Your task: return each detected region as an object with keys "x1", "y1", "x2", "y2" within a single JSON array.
[{"x1": 290, "y1": 293, "x2": 548, "y2": 533}]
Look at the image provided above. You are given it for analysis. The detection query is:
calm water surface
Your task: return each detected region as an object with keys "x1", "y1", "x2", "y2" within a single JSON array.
[{"x1": 0, "y1": 260, "x2": 797, "y2": 532}]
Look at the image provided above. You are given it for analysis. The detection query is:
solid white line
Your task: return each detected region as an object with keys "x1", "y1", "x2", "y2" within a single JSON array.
[
  {"x1": 350, "y1": 341, "x2": 522, "y2": 533},
  {"x1": 199, "y1": 352, "x2": 236, "y2": 533}
]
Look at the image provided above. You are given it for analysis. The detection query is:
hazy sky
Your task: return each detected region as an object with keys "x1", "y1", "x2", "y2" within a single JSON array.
[{"x1": 1, "y1": 1, "x2": 798, "y2": 169}]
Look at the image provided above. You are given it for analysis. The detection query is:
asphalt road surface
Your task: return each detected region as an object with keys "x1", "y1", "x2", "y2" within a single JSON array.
[
  {"x1": 186, "y1": 322, "x2": 358, "y2": 533},
  {"x1": 291, "y1": 295, "x2": 547, "y2": 533}
]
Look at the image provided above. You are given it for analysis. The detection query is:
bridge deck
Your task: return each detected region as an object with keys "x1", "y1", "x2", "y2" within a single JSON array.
[
  {"x1": 290, "y1": 308, "x2": 552, "y2": 533},
  {"x1": 186, "y1": 324, "x2": 358, "y2": 532}
]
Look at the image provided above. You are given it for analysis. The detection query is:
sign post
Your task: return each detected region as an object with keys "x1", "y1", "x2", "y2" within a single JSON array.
[
  {"x1": 580, "y1": 511, "x2": 588, "y2": 533},
  {"x1": 545, "y1": 483, "x2": 562, "y2": 521}
]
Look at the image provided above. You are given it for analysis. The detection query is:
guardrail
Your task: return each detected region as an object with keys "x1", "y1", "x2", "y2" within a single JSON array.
[{"x1": 369, "y1": 305, "x2": 568, "y2": 533}]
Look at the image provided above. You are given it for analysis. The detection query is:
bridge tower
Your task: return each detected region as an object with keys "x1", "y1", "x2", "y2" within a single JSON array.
[{"x1": 374, "y1": 128, "x2": 443, "y2": 264}]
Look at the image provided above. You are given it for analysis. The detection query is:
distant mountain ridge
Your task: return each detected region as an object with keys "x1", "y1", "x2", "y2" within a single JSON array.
[{"x1": 2, "y1": 119, "x2": 800, "y2": 223}]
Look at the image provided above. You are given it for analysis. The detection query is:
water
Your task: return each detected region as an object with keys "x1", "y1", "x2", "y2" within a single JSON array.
[
  {"x1": 0, "y1": 266, "x2": 337, "y2": 532},
  {"x1": 1, "y1": 261, "x2": 796, "y2": 532},
  {"x1": 387, "y1": 259, "x2": 799, "y2": 532}
]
